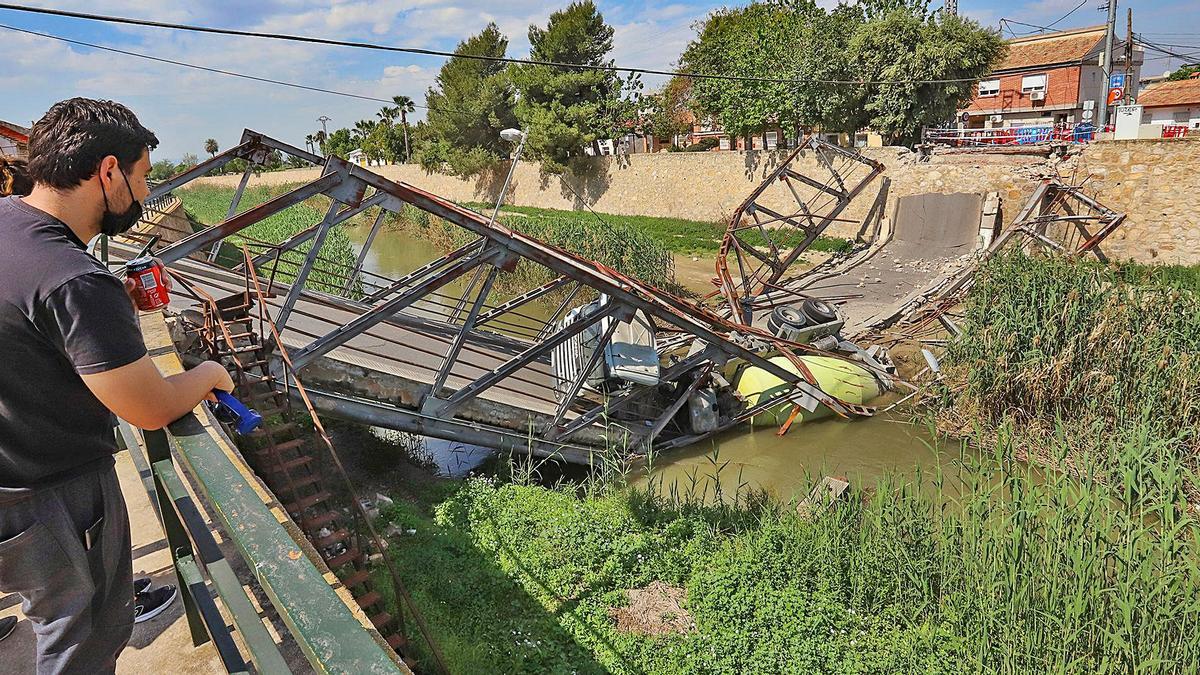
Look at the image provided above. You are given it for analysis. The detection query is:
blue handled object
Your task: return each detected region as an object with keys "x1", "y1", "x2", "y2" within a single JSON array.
[{"x1": 211, "y1": 390, "x2": 263, "y2": 434}]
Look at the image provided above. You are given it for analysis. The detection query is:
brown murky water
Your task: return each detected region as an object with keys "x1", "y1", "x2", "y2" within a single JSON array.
[
  {"x1": 632, "y1": 414, "x2": 945, "y2": 503},
  {"x1": 345, "y1": 224, "x2": 943, "y2": 490}
]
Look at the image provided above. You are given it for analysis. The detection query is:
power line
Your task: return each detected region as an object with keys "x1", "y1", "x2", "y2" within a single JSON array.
[
  {"x1": 0, "y1": 23, "x2": 400, "y2": 106},
  {"x1": 0, "y1": 2, "x2": 987, "y2": 86},
  {"x1": 1135, "y1": 36, "x2": 1200, "y2": 62}
]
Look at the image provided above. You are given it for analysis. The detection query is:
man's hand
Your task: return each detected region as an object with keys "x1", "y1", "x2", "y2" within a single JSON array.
[
  {"x1": 121, "y1": 258, "x2": 172, "y2": 311},
  {"x1": 204, "y1": 365, "x2": 236, "y2": 403}
]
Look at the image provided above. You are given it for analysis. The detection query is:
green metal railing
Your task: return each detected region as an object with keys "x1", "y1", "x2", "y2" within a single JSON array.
[{"x1": 118, "y1": 410, "x2": 406, "y2": 674}]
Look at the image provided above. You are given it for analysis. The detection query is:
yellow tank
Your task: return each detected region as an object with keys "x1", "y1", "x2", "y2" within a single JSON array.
[{"x1": 734, "y1": 355, "x2": 881, "y2": 428}]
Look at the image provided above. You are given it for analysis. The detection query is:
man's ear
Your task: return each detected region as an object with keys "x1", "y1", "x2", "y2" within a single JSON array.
[{"x1": 96, "y1": 155, "x2": 121, "y2": 187}]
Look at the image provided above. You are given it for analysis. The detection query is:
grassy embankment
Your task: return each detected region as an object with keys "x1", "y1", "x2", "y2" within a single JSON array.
[
  {"x1": 177, "y1": 184, "x2": 362, "y2": 296},
  {"x1": 460, "y1": 202, "x2": 857, "y2": 257},
  {"x1": 360, "y1": 254, "x2": 1200, "y2": 673}
]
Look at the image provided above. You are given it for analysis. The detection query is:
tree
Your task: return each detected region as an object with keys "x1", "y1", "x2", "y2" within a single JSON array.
[
  {"x1": 148, "y1": 158, "x2": 178, "y2": 181},
  {"x1": 644, "y1": 76, "x2": 695, "y2": 143},
  {"x1": 511, "y1": 1, "x2": 618, "y2": 173},
  {"x1": 323, "y1": 128, "x2": 354, "y2": 158},
  {"x1": 1167, "y1": 64, "x2": 1200, "y2": 81},
  {"x1": 177, "y1": 153, "x2": 199, "y2": 171},
  {"x1": 681, "y1": 3, "x2": 810, "y2": 144},
  {"x1": 392, "y1": 95, "x2": 415, "y2": 163},
  {"x1": 203, "y1": 138, "x2": 219, "y2": 157},
  {"x1": 680, "y1": 1, "x2": 1003, "y2": 147},
  {"x1": 419, "y1": 23, "x2": 519, "y2": 177},
  {"x1": 849, "y1": 9, "x2": 1005, "y2": 143},
  {"x1": 314, "y1": 129, "x2": 328, "y2": 155}
]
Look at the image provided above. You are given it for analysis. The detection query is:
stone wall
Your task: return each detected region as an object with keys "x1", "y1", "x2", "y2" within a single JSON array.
[
  {"x1": 1068, "y1": 138, "x2": 1200, "y2": 264},
  {"x1": 190, "y1": 137, "x2": 1200, "y2": 264}
]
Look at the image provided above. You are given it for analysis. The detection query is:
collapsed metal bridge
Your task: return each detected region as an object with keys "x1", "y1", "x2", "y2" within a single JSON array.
[
  {"x1": 117, "y1": 130, "x2": 1126, "y2": 466},
  {"x1": 112, "y1": 131, "x2": 897, "y2": 463}
]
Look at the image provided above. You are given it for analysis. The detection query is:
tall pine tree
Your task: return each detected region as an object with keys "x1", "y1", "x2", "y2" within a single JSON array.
[
  {"x1": 419, "y1": 23, "x2": 519, "y2": 177},
  {"x1": 512, "y1": 0, "x2": 617, "y2": 174}
]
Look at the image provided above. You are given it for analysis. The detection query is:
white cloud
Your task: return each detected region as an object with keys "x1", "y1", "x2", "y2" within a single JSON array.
[{"x1": 0, "y1": 0, "x2": 722, "y2": 159}]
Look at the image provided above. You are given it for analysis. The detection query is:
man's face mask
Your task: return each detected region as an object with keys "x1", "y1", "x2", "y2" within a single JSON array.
[{"x1": 100, "y1": 167, "x2": 143, "y2": 236}]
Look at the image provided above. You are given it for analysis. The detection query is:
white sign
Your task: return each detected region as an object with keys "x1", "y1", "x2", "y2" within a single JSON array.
[{"x1": 1113, "y1": 105, "x2": 1143, "y2": 140}]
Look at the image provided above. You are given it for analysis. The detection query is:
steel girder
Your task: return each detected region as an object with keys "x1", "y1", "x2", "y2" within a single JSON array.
[
  {"x1": 714, "y1": 137, "x2": 883, "y2": 323},
  {"x1": 152, "y1": 129, "x2": 876, "y2": 454}
]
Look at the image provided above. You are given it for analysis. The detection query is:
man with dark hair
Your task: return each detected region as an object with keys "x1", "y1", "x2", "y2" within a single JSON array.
[{"x1": 0, "y1": 98, "x2": 234, "y2": 673}]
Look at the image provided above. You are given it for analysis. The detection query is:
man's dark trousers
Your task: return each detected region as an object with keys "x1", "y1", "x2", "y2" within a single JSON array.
[{"x1": 0, "y1": 463, "x2": 134, "y2": 674}]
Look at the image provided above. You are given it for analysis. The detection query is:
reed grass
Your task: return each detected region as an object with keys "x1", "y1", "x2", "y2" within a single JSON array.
[
  {"x1": 177, "y1": 184, "x2": 361, "y2": 295},
  {"x1": 941, "y1": 251, "x2": 1200, "y2": 481},
  {"x1": 389, "y1": 203, "x2": 678, "y2": 292}
]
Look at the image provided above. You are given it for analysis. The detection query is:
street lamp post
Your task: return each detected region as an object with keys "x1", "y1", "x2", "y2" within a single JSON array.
[{"x1": 489, "y1": 128, "x2": 527, "y2": 227}]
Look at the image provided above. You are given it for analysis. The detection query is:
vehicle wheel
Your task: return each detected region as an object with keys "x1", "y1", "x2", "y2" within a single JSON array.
[
  {"x1": 767, "y1": 306, "x2": 807, "y2": 337},
  {"x1": 801, "y1": 299, "x2": 837, "y2": 324}
]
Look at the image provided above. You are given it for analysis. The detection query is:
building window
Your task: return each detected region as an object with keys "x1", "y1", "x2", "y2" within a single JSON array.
[
  {"x1": 978, "y1": 79, "x2": 1000, "y2": 97},
  {"x1": 1174, "y1": 111, "x2": 1191, "y2": 123},
  {"x1": 1021, "y1": 74, "x2": 1047, "y2": 94}
]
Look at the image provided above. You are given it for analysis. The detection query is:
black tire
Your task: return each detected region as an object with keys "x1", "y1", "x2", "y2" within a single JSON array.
[
  {"x1": 801, "y1": 299, "x2": 837, "y2": 324},
  {"x1": 767, "y1": 306, "x2": 807, "y2": 337}
]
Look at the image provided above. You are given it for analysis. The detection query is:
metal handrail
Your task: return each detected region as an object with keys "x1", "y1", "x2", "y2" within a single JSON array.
[{"x1": 118, "y1": 313, "x2": 407, "y2": 674}]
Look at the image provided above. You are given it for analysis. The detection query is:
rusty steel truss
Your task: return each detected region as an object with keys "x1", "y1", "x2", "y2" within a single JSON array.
[
  {"x1": 130, "y1": 130, "x2": 885, "y2": 461},
  {"x1": 713, "y1": 138, "x2": 883, "y2": 323}
]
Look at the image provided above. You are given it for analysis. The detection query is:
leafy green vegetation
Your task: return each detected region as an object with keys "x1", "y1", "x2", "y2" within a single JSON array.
[
  {"x1": 941, "y1": 252, "x2": 1200, "y2": 478},
  {"x1": 391, "y1": 202, "x2": 677, "y2": 291},
  {"x1": 461, "y1": 201, "x2": 854, "y2": 256},
  {"x1": 176, "y1": 183, "x2": 361, "y2": 295},
  {"x1": 681, "y1": 2, "x2": 1006, "y2": 145},
  {"x1": 375, "y1": 422, "x2": 1200, "y2": 673},
  {"x1": 418, "y1": 23, "x2": 519, "y2": 178}
]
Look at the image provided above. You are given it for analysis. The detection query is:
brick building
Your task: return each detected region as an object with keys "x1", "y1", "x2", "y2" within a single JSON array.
[
  {"x1": 0, "y1": 119, "x2": 30, "y2": 158},
  {"x1": 959, "y1": 26, "x2": 1143, "y2": 130}
]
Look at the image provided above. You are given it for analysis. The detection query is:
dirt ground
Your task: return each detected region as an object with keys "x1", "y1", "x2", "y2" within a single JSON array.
[
  {"x1": 671, "y1": 250, "x2": 833, "y2": 298},
  {"x1": 609, "y1": 581, "x2": 695, "y2": 636}
]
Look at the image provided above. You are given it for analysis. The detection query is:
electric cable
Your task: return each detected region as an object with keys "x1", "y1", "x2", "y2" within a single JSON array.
[{"x1": 0, "y1": 2, "x2": 994, "y2": 85}]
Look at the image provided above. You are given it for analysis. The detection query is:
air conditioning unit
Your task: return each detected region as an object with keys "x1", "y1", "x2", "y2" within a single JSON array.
[
  {"x1": 1029, "y1": 91, "x2": 1046, "y2": 102},
  {"x1": 990, "y1": 114, "x2": 1003, "y2": 122}
]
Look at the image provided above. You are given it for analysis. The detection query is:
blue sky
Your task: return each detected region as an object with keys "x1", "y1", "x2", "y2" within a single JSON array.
[{"x1": 1, "y1": 0, "x2": 1196, "y2": 160}]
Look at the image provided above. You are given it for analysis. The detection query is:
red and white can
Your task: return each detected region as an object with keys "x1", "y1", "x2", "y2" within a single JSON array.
[{"x1": 125, "y1": 256, "x2": 170, "y2": 311}]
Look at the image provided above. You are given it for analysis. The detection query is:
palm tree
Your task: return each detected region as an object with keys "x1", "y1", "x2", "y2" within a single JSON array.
[
  {"x1": 377, "y1": 105, "x2": 398, "y2": 125},
  {"x1": 392, "y1": 95, "x2": 416, "y2": 163},
  {"x1": 203, "y1": 138, "x2": 219, "y2": 157},
  {"x1": 314, "y1": 129, "x2": 327, "y2": 155}
]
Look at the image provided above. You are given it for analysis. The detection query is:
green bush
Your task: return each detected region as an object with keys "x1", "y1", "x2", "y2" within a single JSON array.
[{"x1": 428, "y1": 428, "x2": 1200, "y2": 673}]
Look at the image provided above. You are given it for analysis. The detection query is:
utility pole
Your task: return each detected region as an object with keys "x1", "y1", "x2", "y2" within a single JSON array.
[
  {"x1": 1097, "y1": 0, "x2": 1118, "y2": 128},
  {"x1": 1123, "y1": 7, "x2": 1133, "y2": 105},
  {"x1": 316, "y1": 115, "x2": 331, "y2": 136}
]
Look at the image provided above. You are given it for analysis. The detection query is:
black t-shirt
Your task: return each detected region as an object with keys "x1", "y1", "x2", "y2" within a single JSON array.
[{"x1": 0, "y1": 196, "x2": 147, "y2": 493}]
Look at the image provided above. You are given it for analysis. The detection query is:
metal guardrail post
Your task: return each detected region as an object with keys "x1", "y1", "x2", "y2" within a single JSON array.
[
  {"x1": 127, "y1": 422, "x2": 292, "y2": 674},
  {"x1": 141, "y1": 428, "x2": 210, "y2": 649}
]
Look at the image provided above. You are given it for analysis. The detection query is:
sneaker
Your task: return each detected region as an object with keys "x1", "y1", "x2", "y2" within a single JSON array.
[
  {"x1": 133, "y1": 577, "x2": 152, "y2": 596},
  {"x1": 0, "y1": 616, "x2": 16, "y2": 641},
  {"x1": 133, "y1": 585, "x2": 178, "y2": 624}
]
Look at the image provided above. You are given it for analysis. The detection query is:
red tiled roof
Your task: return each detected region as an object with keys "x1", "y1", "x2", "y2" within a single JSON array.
[
  {"x1": 1138, "y1": 78, "x2": 1200, "y2": 108},
  {"x1": 997, "y1": 26, "x2": 1106, "y2": 72},
  {"x1": 0, "y1": 120, "x2": 30, "y2": 142}
]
